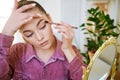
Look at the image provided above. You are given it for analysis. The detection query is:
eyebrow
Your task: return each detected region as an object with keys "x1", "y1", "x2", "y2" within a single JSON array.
[{"x1": 36, "y1": 19, "x2": 44, "y2": 27}]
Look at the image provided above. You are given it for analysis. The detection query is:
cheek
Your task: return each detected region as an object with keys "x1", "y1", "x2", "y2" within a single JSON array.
[
  {"x1": 45, "y1": 28, "x2": 54, "y2": 37},
  {"x1": 46, "y1": 26, "x2": 53, "y2": 34}
]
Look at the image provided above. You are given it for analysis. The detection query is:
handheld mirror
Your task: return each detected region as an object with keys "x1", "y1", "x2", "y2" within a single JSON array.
[{"x1": 83, "y1": 37, "x2": 117, "y2": 80}]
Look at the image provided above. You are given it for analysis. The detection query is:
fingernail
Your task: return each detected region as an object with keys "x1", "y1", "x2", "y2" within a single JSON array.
[
  {"x1": 29, "y1": 17, "x2": 33, "y2": 20},
  {"x1": 25, "y1": 17, "x2": 33, "y2": 22},
  {"x1": 37, "y1": 13, "x2": 42, "y2": 17},
  {"x1": 32, "y1": 3, "x2": 36, "y2": 6},
  {"x1": 28, "y1": 17, "x2": 33, "y2": 21}
]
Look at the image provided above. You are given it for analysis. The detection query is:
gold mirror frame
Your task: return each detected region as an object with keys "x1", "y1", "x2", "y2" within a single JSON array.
[{"x1": 83, "y1": 37, "x2": 117, "y2": 80}]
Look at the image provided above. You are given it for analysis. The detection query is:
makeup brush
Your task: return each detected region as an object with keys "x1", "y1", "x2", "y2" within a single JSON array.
[{"x1": 45, "y1": 21, "x2": 78, "y2": 29}]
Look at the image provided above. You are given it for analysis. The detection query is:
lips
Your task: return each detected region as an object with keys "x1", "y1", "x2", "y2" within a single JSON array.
[{"x1": 39, "y1": 40, "x2": 48, "y2": 47}]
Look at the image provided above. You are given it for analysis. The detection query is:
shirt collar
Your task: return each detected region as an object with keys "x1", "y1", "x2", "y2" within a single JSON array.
[
  {"x1": 25, "y1": 38, "x2": 65, "y2": 63},
  {"x1": 52, "y1": 38, "x2": 65, "y2": 61},
  {"x1": 25, "y1": 44, "x2": 36, "y2": 63}
]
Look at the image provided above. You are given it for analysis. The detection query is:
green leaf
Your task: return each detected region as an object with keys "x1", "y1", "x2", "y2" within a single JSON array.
[
  {"x1": 86, "y1": 23, "x2": 93, "y2": 26},
  {"x1": 84, "y1": 32, "x2": 89, "y2": 34},
  {"x1": 81, "y1": 28, "x2": 86, "y2": 30},
  {"x1": 80, "y1": 23, "x2": 85, "y2": 27}
]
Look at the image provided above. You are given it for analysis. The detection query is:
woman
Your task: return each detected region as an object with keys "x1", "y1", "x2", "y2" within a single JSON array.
[{"x1": 0, "y1": 0, "x2": 85, "y2": 80}]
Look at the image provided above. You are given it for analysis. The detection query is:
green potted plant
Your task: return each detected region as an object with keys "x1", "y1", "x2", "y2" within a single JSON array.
[{"x1": 80, "y1": 7, "x2": 120, "y2": 64}]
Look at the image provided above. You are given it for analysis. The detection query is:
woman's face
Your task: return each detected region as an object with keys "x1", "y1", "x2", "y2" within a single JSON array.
[{"x1": 20, "y1": 8, "x2": 55, "y2": 50}]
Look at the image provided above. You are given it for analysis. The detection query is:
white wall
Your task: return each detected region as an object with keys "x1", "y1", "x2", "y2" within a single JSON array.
[
  {"x1": 117, "y1": 0, "x2": 120, "y2": 24},
  {"x1": 61, "y1": 0, "x2": 87, "y2": 52},
  {"x1": 108, "y1": 0, "x2": 117, "y2": 25},
  {"x1": 36, "y1": 0, "x2": 61, "y2": 22},
  {"x1": 0, "y1": 0, "x2": 14, "y2": 32}
]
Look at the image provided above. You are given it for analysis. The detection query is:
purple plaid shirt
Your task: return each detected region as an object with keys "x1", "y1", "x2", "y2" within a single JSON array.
[{"x1": 0, "y1": 34, "x2": 84, "y2": 80}]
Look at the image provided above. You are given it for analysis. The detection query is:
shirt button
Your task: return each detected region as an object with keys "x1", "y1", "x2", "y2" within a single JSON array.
[
  {"x1": 42, "y1": 71, "x2": 44, "y2": 75},
  {"x1": 43, "y1": 66, "x2": 46, "y2": 69},
  {"x1": 53, "y1": 57, "x2": 56, "y2": 60},
  {"x1": 0, "y1": 48, "x2": 2, "y2": 51}
]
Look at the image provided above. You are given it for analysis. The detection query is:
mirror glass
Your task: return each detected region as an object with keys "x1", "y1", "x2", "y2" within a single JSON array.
[{"x1": 83, "y1": 37, "x2": 117, "y2": 80}]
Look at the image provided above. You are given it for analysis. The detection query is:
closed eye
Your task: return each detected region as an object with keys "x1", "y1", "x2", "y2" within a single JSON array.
[
  {"x1": 25, "y1": 33, "x2": 33, "y2": 37},
  {"x1": 39, "y1": 24, "x2": 46, "y2": 30},
  {"x1": 23, "y1": 30, "x2": 33, "y2": 37},
  {"x1": 38, "y1": 20, "x2": 47, "y2": 30}
]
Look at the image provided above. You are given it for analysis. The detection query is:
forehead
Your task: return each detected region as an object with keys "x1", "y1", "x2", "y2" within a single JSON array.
[{"x1": 20, "y1": 8, "x2": 48, "y2": 31}]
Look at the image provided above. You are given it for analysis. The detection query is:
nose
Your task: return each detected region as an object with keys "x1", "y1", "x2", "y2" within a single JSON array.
[{"x1": 35, "y1": 30, "x2": 44, "y2": 41}]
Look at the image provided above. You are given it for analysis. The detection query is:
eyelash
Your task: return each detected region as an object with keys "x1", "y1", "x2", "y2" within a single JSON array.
[
  {"x1": 26, "y1": 33, "x2": 33, "y2": 37},
  {"x1": 39, "y1": 24, "x2": 46, "y2": 30}
]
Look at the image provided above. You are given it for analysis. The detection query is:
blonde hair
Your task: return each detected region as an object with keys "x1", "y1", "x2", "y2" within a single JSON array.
[{"x1": 18, "y1": 0, "x2": 47, "y2": 15}]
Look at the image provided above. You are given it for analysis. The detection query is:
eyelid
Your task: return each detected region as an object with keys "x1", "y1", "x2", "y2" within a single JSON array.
[
  {"x1": 23, "y1": 30, "x2": 32, "y2": 34},
  {"x1": 40, "y1": 24, "x2": 46, "y2": 29},
  {"x1": 23, "y1": 31, "x2": 33, "y2": 37},
  {"x1": 37, "y1": 19, "x2": 44, "y2": 27},
  {"x1": 24, "y1": 32, "x2": 33, "y2": 37},
  {"x1": 38, "y1": 21, "x2": 47, "y2": 30},
  {"x1": 26, "y1": 33, "x2": 33, "y2": 37}
]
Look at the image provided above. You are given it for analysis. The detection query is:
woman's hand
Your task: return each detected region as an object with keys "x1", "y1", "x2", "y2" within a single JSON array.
[
  {"x1": 55, "y1": 22, "x2": 77, "y2": 62},
  {"x1": 2, "y1": 0, "x2": 39, "y2": 36}
]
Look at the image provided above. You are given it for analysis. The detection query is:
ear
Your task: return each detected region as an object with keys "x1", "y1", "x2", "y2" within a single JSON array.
[{"x1": 47, "y1": 13, "x2": 53, "y2": 22}]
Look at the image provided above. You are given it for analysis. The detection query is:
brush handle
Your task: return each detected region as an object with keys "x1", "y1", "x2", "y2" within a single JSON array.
[{"x1": 48, "y1": 22, "x2": 78, "y2": 29}]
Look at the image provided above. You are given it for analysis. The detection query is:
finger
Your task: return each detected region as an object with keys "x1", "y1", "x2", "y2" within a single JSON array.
[
  {"x1": 55, "y1": 23, "x2": 72, "y2": 31},
  {"x1": 58, "y1": 30, "x2": 73, "y2": 39},
  {"x1": 33, "y1": 13, "x2": 43, "y2": 18},
  {"x1": 17, "y1": 3, "x2": 36, "y2": 12},
  {"x1": 20, "y1": 13, "x2": 42, "y2": 20},
  {"x1": 55, "y1": 25, "x2": 68, "y2": 32},
  {"x1": 60, "y1": 21, "x2": 77, "y2": 29},
  {"x1": 13, "y1": 0, "x2": 18, "y2": 11},
  {"x1": 21, "y1": 17, "x2": 33, "y2": 25},
  {"x1": 69, "y1": 30, "x2": 74, "y2": 37},
  {"x1": 57, "y1": 29, "x2": 68, "y2": 36},
  {"x1": 21, "y1": 13, "x2": 42, "y2": 23},
  {"x1": 60, "y1": 21, "x2": 71, "y2": 27},
  {"x1": 82, "y1": 66, "x2": 87, "y2": 74},
  {"x1": 24, "y1": 17, "x2": 33, "y2": 23},
  {"x1": 56, "y1": 24, "x2": 73, "y2": 33},
  {"x1": 61, "y1": 32, "x2": 69, "y2": 39},
  {"x1": 55, "y1": 25, "x2": 73, "y2": 37}
]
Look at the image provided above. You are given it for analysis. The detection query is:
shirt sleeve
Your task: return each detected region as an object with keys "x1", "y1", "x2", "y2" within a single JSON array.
[
  {"x1": 0, "y1": 33, "x2": 14, "y2": 79},
  {"x1": 67, "y1": 45, "x2": 86, "y2": 80}
]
